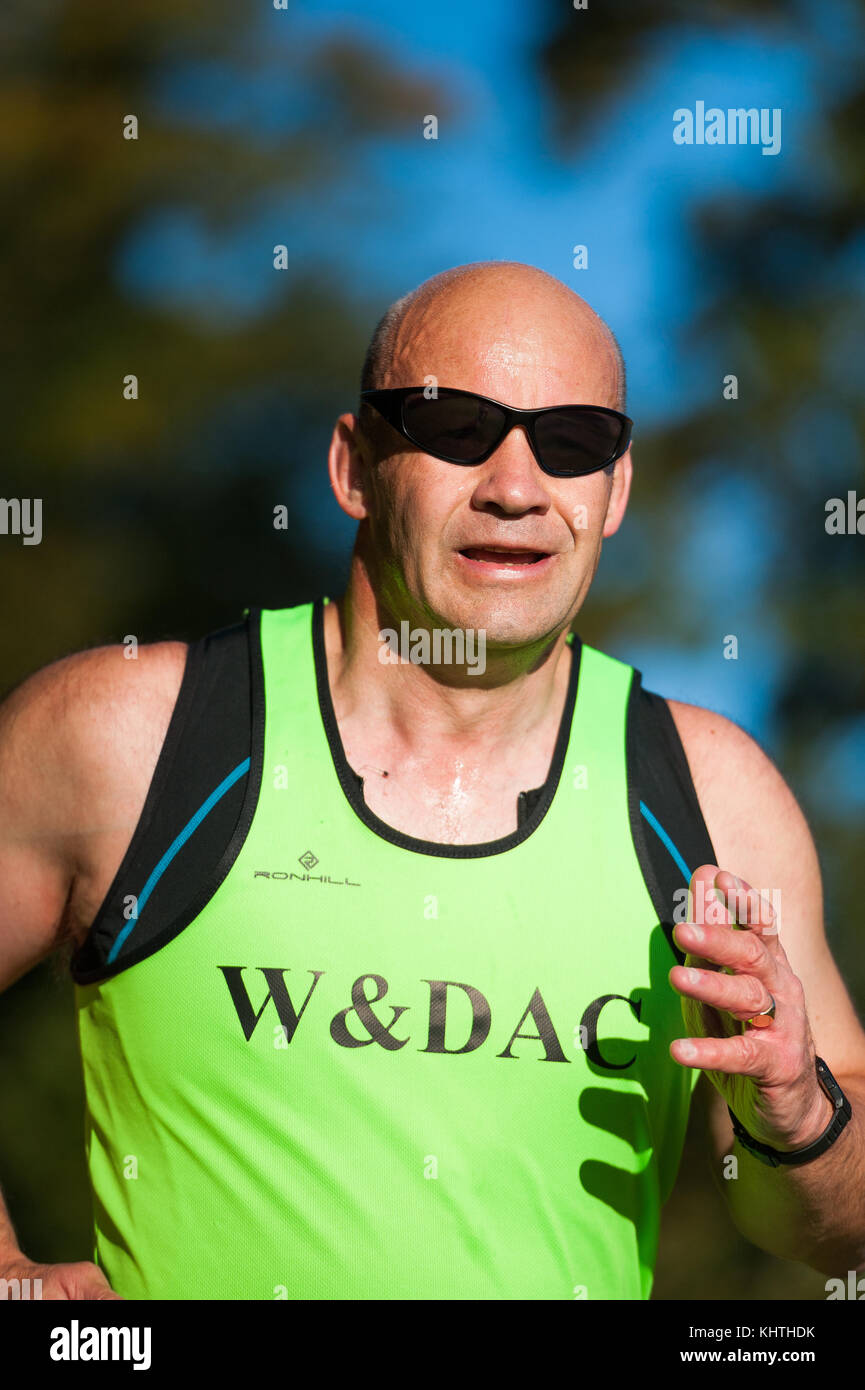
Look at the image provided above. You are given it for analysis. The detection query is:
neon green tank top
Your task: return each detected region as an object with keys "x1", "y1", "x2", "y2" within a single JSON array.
[{"x1": 75, "y1": 602, "x2": 699, "y2": 1300}]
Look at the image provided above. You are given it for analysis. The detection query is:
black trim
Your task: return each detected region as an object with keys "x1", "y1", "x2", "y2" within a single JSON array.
[
  {"x1": 517, "y1": 785, "x2": 546, "y2": 826},
  {"x1": 312, "y1": 597, "x2": 582, "y2": 859},
  {"x1": 71, "y1": 610, "x2": 265, "y2": 984},
  {"x1": 626, "y1": 670, "x2": 670, "y2": 953},
  {"x1": 625, "y1": 675, "x2": 719, "y2": 966}
]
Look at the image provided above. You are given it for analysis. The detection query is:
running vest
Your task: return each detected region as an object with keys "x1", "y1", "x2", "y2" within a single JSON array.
[{"x1": 73, "y1": 600, "x2": 713, "y2": 1300}]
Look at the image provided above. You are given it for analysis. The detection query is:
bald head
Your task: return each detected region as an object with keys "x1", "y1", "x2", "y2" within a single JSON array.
[{"x1": 359, "y1": 261, "x2": 626, "y2": 420}]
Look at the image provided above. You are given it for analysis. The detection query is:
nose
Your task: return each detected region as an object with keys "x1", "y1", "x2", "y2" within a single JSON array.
[{"x1": 469, "y1": 425, "x2": 552, "y2": 516}]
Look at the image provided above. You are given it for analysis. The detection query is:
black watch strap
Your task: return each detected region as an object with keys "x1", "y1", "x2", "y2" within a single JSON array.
[{"x1": 727, "y1": 1057, "x2": 852, "y2": 1167}]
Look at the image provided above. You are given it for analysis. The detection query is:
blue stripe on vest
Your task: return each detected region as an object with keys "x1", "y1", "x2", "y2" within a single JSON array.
[
  {"x1": 106, "y1": 757, "x2": 251, "y2": 964},
  {"x1": 639, "y1": 799, "x2": 692, "y2": 884}
]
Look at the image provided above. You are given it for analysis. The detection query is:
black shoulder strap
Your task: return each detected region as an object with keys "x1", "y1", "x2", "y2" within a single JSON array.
[
  {"x1": 626, "y1": 674, "x2": 719, "y2": 965},
  {"x1": 70, "y1": 617, "x2": 254, "y2": 984}
]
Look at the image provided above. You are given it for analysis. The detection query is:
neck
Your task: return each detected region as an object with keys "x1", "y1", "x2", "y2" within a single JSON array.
[{"x1": 324, "y1": 557, "x2": 574, "y2": 757}]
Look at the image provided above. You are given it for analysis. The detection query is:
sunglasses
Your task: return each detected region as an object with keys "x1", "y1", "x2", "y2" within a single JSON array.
[{"x1": 359, "y1": 387, "x2": 633, "y2": 478}]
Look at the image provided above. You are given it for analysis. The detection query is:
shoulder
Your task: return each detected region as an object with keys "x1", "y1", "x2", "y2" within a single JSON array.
[
  {"x1": 0, "y1": 641, "x2": 189, "y2": 973},
  {"x1": 1, "y1": 639, "x2": 188, "y2": 747},
  {"x1": 663, "y1": 698, "x2": 820, "y2": 925},
  {"x1": 664, "y1": 699, "x2": 808, "y2": 837},
  {"x1": 0, "y1": 640, "x2": 188, "y2": 841}
]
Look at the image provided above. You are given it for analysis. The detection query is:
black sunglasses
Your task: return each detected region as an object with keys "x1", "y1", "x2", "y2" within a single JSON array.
[{"x1": 359, "y1": 387, "x2": 633, "y2": 478}]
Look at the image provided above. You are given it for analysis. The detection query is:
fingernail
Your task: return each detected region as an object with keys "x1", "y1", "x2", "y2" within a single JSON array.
[{"x1": 678, "y1": 1041, "x2": 697, "y2": 1060}]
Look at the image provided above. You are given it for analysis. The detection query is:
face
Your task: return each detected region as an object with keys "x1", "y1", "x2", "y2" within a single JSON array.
[{"x1": 330, "y1": 281, "x2": 632, "y2": 649}]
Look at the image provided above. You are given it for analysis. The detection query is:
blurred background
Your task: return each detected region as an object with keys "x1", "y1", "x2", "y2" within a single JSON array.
[{"x1": 1, "y1": 0, "x2": 864, "y2": 1299}]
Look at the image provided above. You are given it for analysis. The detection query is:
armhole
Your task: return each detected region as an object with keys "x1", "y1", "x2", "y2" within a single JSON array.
[
  {"x1": 626, "y1": 672, "x2": 719, "y2": 966},
  {"x1": 70, "y1": 611, "x2": 264, "y2": 984}
]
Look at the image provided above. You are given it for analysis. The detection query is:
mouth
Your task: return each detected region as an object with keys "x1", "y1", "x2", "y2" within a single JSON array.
[{"x1": 457, "y1": 546, "x2": 553, "y2": 574}]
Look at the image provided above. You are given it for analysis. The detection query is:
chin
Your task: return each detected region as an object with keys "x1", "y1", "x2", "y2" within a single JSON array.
[{"x1": 426, "y1": 590, "x2": 565, "y2": 649}]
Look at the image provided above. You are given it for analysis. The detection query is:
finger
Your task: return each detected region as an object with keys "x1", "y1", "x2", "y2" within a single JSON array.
[
  {"x1": 670, "y1": 963, "x2": 775, "y2": 1022},
  {"x1": 713, "y1": 870, "x2": 779, "y2": 940},
  {"x1": 681, "y1": 865, "x2": 750, "y2": 971},
  {"x1": 672, "y1": 917, "x2": 779, "y2": 985},
  {"x1": 670, "y1": 1031, "x2": 771, "y2": 1073},
  {"x1": 688, "y1": 865, "x2": 734, "y2": 931},
  {"x1": 679, "y1": 984, "x2": 742, "y2": 1042}
]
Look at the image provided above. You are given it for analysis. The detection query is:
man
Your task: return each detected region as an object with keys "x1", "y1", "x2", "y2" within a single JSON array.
[{"x1": 1, "y1": 260, "x2": 864, "y2": 1300}]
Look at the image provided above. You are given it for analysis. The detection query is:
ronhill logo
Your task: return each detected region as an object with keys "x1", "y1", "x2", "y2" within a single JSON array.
[
  {"x1": 254, "y1": 870, "x2": 361, "y2": 886},
  {"x1": 252, "y1": 849, "x2": 361, "y2": 886},
  {"x1": 219, "y1": 967, "x2": 645, "y2": 1069}
]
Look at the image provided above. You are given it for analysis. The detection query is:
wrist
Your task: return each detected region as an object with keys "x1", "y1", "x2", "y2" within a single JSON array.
[
  {"x1": 729, "y1": 1058, "x2": 853, "y2": 1168},
  {"x1": 0, "y1": 1246, "x2": 29, "y2": 1279},
  {"x1": 774, "y1": 1087, "x2": 836, "y2": 1153}
]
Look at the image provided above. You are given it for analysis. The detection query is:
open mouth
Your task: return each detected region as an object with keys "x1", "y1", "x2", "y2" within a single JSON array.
[{"x1": 458, "y1": 548, "x2": 550, "y2": 566}]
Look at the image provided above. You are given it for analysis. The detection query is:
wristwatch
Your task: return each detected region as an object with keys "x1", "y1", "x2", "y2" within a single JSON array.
[{"x1": 727, "y1": 1057, "x2": 852, "y2": 1167}]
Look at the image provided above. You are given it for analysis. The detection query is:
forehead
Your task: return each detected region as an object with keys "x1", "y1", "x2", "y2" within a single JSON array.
[{"x1": 389, "y1": 289, "x2": 617, "y2": 409}]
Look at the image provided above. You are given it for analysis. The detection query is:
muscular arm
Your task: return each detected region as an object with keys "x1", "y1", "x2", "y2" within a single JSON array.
[
  {"x1": 669, "y1": 699, "x2": 865, "y2": 1275},
  {"x1": 0, "y1": 641, "x2": 187, "y2": 988},
  {"x1": 0, "y1": 640, "x2": 186, "y2": 1294}
]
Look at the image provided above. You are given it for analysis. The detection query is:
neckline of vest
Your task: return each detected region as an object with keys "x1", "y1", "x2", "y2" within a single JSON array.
[{"x1": 309, "y1": 597, "x2": 584, "y2": 860}]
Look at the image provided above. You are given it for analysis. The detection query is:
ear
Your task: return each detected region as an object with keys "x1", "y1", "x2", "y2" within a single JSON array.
[
  {"x1": 601, "y1": 446, "x2": 633, "y2": 538},
  {"x1": 328, "y1": 413, "x2": 372, "y2": 521}
]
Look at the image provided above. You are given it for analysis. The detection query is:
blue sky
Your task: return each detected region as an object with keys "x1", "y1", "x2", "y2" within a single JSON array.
[{"x1": 127, "y1": 1, "x2": 823, "y2": 426}]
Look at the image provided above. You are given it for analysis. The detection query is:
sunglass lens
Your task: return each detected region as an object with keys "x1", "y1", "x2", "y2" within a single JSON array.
[
  {"x1": 402, "y1": 390, "x2": 505, "y2": 462},
  {"x1": 534, "y1": 409, "x2": 624, "y2": 475}
]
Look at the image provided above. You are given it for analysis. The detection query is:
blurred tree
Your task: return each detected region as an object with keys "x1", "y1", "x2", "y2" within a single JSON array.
[{"x1": 0, "y1": 0, "x2": 457, "y2": 675}]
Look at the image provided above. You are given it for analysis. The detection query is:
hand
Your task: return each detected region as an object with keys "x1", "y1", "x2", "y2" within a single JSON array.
[
  {"x1": 669, "y1": 864, "x2": 833, "y2": 1152},
  {"x1": 0, "y1": 1250, "x2": 123, "y2": 1300}
]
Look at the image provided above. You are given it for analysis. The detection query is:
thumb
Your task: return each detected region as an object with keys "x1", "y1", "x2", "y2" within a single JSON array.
[{"x1": 61, "y1": 1260, "x2": 125, "y2": 1300}]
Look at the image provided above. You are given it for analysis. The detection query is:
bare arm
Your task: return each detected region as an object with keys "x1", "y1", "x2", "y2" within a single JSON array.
[
  {"x1": 0, "y1": 640, "x2": 186, "y2": 1295},
  {"x1": 669, "y1": 699, "x2": 865, "y2": 1276}
]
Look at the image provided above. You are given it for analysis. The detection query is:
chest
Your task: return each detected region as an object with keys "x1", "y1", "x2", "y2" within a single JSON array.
[
  {"x1": 336, "y1": 703, "x2": 566, "y2": 843},
  {"x1": 348, "y1": 758, "x2": 536, "y2": 843}
]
